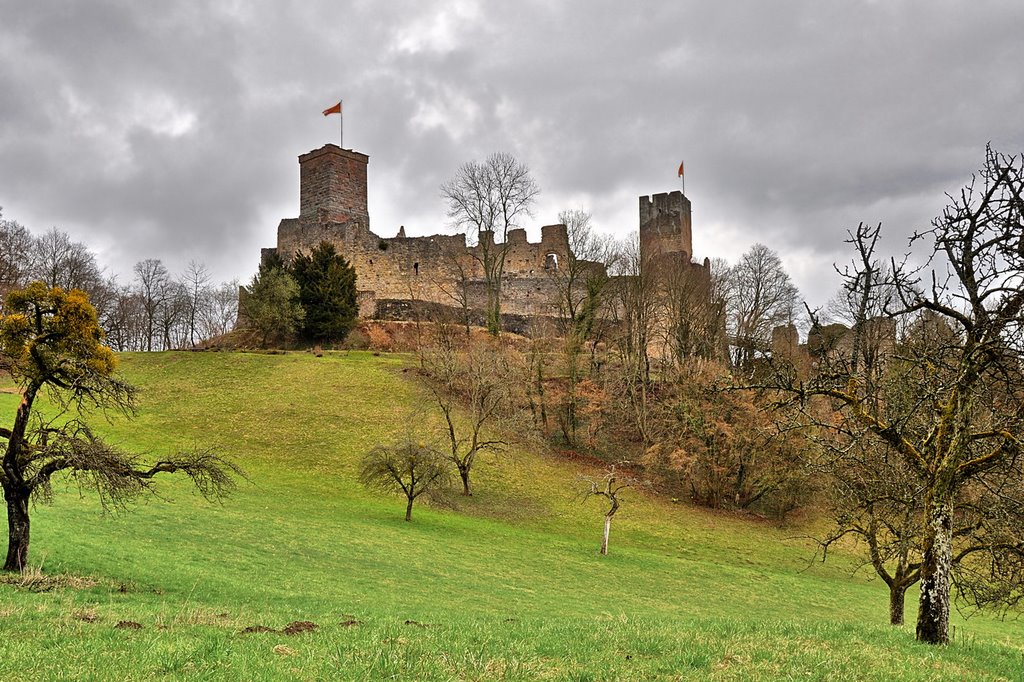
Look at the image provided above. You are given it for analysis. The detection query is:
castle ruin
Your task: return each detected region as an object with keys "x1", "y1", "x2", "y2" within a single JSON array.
[{"x1": 257, "y1": 143, "x2": 709, "y2": 331}]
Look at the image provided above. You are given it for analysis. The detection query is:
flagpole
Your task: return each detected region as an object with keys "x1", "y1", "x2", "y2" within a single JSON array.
[{"x1": 340, "y1": 98, "x2": 344, "y2": 149}]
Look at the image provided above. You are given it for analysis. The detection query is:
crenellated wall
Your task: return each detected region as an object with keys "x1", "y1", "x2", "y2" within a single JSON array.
[{"x1": 254, "y1": 144, "x2": 707, "y2": 330}]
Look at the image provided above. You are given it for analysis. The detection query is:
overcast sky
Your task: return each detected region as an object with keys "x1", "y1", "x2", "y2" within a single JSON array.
[{"x1": 1, "y1": 0, "x2": 1021, "y2": 311}]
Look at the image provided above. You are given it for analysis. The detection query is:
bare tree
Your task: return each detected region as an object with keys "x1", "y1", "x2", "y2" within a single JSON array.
[
  {"x1": 657, "y1": 256, "x2": 728, "y2": 366},
  {"x1": 420, "y1": 340, "x2": 517, "y2": 496},
  {"x1": 181, "y1": 260, "x2": 212, "y2": 348},
  {"x1": 763, "y1": 147, "x2": 1024, "y2": 644},
  {"x1": 0, "y1": 211, "x2": 33, "y2": 299},
  {"x1": 133, "y1": 259, "x2": 171, "y2": 351},
  {"x1": 814, "y1": 438, "x2": 925, "y2": 626},
  {"x1": 549, "y1": 209, "x2": 616, "y2": 446},
  {"x1": 606, "y1": 236, "x2": 659, "y2": 448},
  {"x1": 28, "y1": 228, "x2": 104, "y2": 293},
  {"x1": 441, "y1": 152, "x2": 540, "y2": 335},
  {"x1": 432, "y1": 251, "x2": 476, "y2": 335},
  {"x1": 726, "y1": 244, "x2": 799, "y2": 370},
  {"x1": 580, "y1": 465, "x2": 642, "y2": 556},
  {"x1": 359, "y1": 440, "x2": 450, "y2": 521},
  {"x1": 159, "y1": 280, "x2": 191, "y2": 350},
  {"x1": 203, "y1": 279, "x2": 240, "y2": 340}
]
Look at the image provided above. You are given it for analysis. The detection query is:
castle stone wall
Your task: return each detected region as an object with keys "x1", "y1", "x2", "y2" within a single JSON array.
[{"x1": 255, "y1": 144, "x2": 703, "y2": 330}]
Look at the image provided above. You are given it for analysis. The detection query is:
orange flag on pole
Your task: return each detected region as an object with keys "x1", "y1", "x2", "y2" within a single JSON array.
[
  {"x1": 323, "y1": 99, "x2": 344, "y2": 147},
  {"x1": 677, "y1": 160, "x2": 684, "y2": 178}
]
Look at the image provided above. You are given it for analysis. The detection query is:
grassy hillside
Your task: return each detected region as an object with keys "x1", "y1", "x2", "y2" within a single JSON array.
[{"x1": 0, "y1": 351, "x2": 1020, "y2": 680}]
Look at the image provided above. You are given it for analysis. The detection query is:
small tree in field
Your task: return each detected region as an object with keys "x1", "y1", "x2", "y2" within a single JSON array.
[
  {"x1": 0, "y1": 283, "x2": 242, "y2": 572},
  {"x1": 360, "y1": 440, "x2": 450, "y2": 521},
  {"x1": 580, "y1": 465, "x2": 642, "y2": 556},
  {"x1": 420, "y1": 340, "x2": 517, "y2": 496}
]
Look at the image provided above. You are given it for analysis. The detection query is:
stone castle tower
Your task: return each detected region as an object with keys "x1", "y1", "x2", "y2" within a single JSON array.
[
  {"x1": 639, "y1": 191, "x2": 692, "y2": 262},
  {"x1": 298, "y1": 145, "x2": 370, "y2": 227},
  {"x1": 254, "y1": 143, "x2": 710, "y2": 334}
]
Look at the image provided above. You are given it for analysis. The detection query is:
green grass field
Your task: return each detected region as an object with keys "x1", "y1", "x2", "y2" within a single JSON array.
[{"x1": 0, "y1": 351, "x2": 1021, "y2": 680}]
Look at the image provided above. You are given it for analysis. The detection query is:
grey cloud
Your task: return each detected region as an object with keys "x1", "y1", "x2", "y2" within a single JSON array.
[{"x1": 1, "y1": 0, "x2": 1021, "y2": 307}]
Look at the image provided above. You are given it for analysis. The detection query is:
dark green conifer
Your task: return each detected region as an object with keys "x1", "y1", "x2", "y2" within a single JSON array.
[{"x1": 291, "y1": 241, "x2": 358, "y2": 344}]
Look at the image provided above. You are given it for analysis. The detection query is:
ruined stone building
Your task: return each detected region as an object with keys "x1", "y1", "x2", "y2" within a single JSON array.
[{"x1": 256, "y1": 143, "x2": 710, "y2": 332}]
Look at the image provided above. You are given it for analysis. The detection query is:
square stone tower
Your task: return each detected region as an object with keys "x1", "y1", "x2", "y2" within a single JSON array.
[
  {"x1": 299, "y1": 144, "x2": 370, "y2": 226},
  {"x1": 639, "y1": 191, "x2": 692, "y2": 262}
]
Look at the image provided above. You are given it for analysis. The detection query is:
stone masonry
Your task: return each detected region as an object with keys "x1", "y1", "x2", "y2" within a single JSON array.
[{"x1": 258, "y1": 143, "x2": 707, "y2": 325}]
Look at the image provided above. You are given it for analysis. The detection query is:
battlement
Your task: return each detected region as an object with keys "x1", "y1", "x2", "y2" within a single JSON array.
[{"x1": 255, "y1": 143, "x2": 709, "y2": 331}]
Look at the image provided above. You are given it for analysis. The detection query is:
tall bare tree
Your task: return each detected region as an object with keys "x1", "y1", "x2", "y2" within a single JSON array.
[
  {"x1": 657, "y1": 256, "x2": 728, "y2": 366},
  {"x1": 441, "y1": 152, "x2": 539, "y2": 335},
  {"x1": 420, "y1": 340, "x2": 518, "y2": 496},
  {"x1": 765, "y1": 147, "x2": 1024, "y2": 644},
  {"x1": 181, "y1": 260, "x2": 212, "y2": 348},
  {"x1": 0, "y1": 211, "x2": 33, "y2": 300},
  {"x1": 133, "y1": 258, "x2": 171, "y2": 351},
  {"x1": 607, "y1": 236, "x2": 659, "y2": 447},
  {"x1": 549, "y1": 209, "x2": 616, "y2": 446},
  {"x1": 202, "y1": 279, "x2": 240, "y2": 340},
  {"x1": 726, "y1": 244, "x2": 799, "y2": 370},
  {"x1": 28, "y1": 228, "x2": 104, "y2": 294}
]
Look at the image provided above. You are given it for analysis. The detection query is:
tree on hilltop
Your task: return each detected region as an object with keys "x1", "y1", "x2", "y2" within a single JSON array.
[
  {"x1": 291, "y1": 241, "x2": 358, "y2": 344},
  {"x1": 0, "y1": 210, "x2": 33, "y2": 299},
  {"x1": 726, "y1": 244, "x2": 799, "y2": 371},
  {"x1": 240, "y1": 252, "x2": 304, "y2": 347},
  {"x1": 441, "y1": 153, "x2": 539, "y2": 335},
  {"x1": 0, "y1": 282, "x2": 243, "y2": 572}
]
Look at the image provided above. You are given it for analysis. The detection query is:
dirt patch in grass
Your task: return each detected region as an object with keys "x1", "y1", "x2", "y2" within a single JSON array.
[
  {"x1": 72, "y1": 609, "x2": 99, "y2": 623},
  {"x1": 241, "y1": 625, "x2": 277, "y2": 634},
  {"x1": 114, "y1": 620, "x2": 143, "y2": 630},
  {"x1": 283, "y1": 620, "x2": 318, "y2": 635},
  {"x1": 404, "y1": 619, "x2": 431, "y2": 628}
]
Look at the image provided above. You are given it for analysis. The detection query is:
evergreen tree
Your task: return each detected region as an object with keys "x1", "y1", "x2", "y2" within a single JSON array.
[
  {"x1": 241, "y1": 251, "x2": 304, "y2": 347},
  {"x1": 291, "y1": 241, "x2": 358, "y2": 344}
]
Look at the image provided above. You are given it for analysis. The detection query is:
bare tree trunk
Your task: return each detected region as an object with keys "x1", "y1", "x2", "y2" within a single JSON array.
[
  {"x1": 405, "y1": 496, "x2": 415, "y2": 522},
  {"x1": 459, "y1": 465, "x2": 472, "y2": 496},
  {"x1": 3, "y1": 488, "x2": 30, "y2": 572},
  {"x1": 916, "y1": 492, "x2": 953, "y2": 643},
  {"x1": 600, "y1": 515, "x2": 612, "y2": 556},
  {"x1": 890, "y1": 584, "x2": 908, "y2": 626}
]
